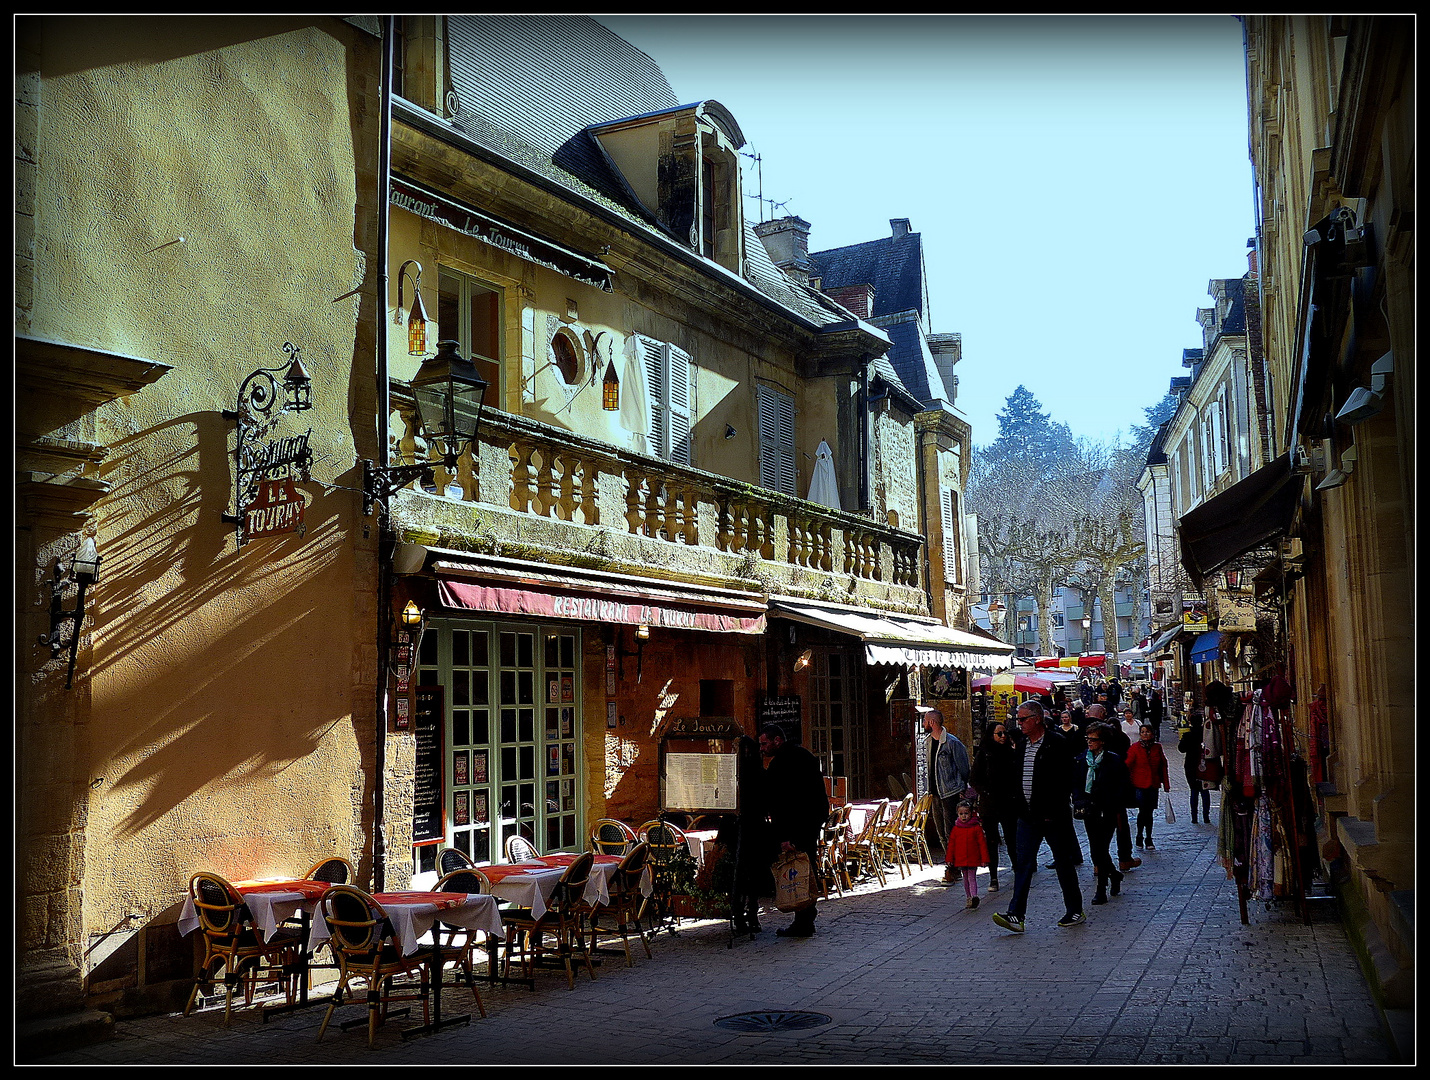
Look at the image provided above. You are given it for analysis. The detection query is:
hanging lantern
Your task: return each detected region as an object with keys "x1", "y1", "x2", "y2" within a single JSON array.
[{"x1": 601, "y1": 358, "x2": 620, "y2": 411}]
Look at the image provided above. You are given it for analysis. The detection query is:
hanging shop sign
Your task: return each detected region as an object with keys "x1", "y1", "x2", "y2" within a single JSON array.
[
  {"x1": 924, "y1": 666, "x2": 968, "y2": 701},
  {"x1": 222, "y1": 342, "x2": 314, "y2": 548},
  {"x1": 1217, "y1": 588, "x2": 1258, "y2": 632},
  {"x1": 1182, "y1": 597, "x2": 1210, "y2": 631}
]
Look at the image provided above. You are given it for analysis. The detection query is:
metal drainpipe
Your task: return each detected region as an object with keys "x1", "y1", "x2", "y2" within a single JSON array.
[
  {"x1": 372, "y1": 14, "x2": 395, "y2": 893},
  {"x1": 858, "y1": 355, "x2": 870, "y2": 510},
  {"x1": 916, "y1": 422, "x2": 936, "y2": 618}
]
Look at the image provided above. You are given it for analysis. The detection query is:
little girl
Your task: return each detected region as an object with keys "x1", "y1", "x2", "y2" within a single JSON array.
[{"x1": 946, "y1": 800, "x2": 991, "y2": 909}]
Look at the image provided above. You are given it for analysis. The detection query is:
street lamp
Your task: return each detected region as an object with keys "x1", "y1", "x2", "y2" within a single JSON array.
[{"x1": 363, "y1": 340, "x2": 488, "y2": 514}]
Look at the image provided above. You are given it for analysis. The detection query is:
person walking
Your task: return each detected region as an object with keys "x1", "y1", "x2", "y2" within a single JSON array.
[
  {"x1": 1091, "y1": 704, "x2": 1140, "y2": 873},
  {"x1": 947, "y1": 800, "x2": 991, "y2": 909},
  {"x1": 1125, "y1": 723, "x2": 1172, "y2": 848},
  {"x1": 759, "y1": 724, "x2": 829, "y2": 937},
  {"x1": 1147, "y1": 685, "x2": 1164, "y2": 740},
  {"x1": 1073, "y1": 722, "x2": 1132, "y2": 905},
  {"x1": 920, "y1": 707, "x2": 971, "y2": 886},
  {"x1": 1179, "y1": 711, "x2": 1212, "y2": 823},
  {"x1": 730, "y1": 735, "x2": 774, "y2": 934},
  {"x1": 969, "y1": 718, "x2": 1021, "y2": 894},
  {"x1": 1119, "y1": 706, "x2": 1142, "y2": 748},
  {"x1": 991, "y1": 701, "x2": 1085, "y2": 933}
]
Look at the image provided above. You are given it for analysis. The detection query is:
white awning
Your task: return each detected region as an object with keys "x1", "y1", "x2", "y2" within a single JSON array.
[{"x1": 770, "y1": 599, "x2": 1016, "y2": 671}]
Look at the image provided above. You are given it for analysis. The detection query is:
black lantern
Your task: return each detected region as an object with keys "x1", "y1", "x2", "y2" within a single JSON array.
[{"x1": 362, "y1": 340, "x2": 489, "y2": 515}]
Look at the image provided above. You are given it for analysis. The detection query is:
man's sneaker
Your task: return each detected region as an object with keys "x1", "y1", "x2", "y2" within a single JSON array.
[
  {"x1": 991, "y1": 911, "x2": 1025, "y2": 933},
  {"x1": 1057, "y1": 910, "x2": 1086, "y2": 928}
]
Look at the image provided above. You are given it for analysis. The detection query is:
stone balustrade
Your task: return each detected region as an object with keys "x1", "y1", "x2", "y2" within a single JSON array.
[{"x1": 388, "y1": 398, "x2": 923, "y2": 593}]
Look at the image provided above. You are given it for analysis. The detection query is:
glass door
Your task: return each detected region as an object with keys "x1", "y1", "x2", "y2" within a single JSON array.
[{"x1": 806, "y1": 646, "x2": 868, "y2": 797}]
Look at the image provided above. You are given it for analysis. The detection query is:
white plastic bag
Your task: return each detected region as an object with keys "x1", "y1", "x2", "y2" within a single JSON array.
[{"x1": 1164, "y1": 799, "x2": 1176, "y2": 824}]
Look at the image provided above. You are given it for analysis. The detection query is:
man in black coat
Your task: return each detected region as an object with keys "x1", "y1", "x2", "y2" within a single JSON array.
[
  {"x1": 759, "y1": 724, "x2": 830, "y2": 937},
  {"x1": 992, "y1": 700, "x2": 1086, "y2": 933}
]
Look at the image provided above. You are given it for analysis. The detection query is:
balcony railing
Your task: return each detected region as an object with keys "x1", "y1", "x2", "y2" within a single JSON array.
[{"x1": 387, "y1": 397, "x2": 924, "y2": 594}]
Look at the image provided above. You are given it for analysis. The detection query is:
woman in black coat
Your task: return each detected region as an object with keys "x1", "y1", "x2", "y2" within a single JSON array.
[
  {"x1": 969, "y1": 719, "x2": 1022, "y2": 894},
  {"x1": 1073, "y1": 722, "x2": 1133, "y2": 904},
  {"x1": 730, "y1": 736, "x2": 774, "y2": 933},
  {"x1": 1179, "y1": 711, "x2": 1211, "y2": 823}
]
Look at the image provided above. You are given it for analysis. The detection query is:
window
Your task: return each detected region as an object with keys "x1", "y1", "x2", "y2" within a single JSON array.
[
  {"x1": 550, "y1": 330, "x2": 580, "y2": 386},
  {"x1": 633, "y1": 335, "x2": 693, "y2": 465},
  {"x1": 438, "y1": 268, "x2": 502, "y2": 409},
  {"x1": 757, "y1": 384, "x2": 796, "y2": 496}
]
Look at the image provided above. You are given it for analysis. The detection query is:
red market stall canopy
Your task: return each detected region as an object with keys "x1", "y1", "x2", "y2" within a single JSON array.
[
  {"x1": 1032, "y1": 655, "x2": 1107, "y2": 669},
  {"x1": 971, "y1": 672, "x2": 1059, "y2": 694}
]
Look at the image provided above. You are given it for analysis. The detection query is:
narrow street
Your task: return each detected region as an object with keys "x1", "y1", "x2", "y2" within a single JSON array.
[{"x1": 33, "y1": 733, "x2": 1400, "y2": 1066}]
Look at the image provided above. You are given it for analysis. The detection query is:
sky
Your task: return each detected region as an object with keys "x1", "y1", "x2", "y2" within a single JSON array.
[{"x1": 596, "y1": 14, "x2": 1257, "y2": 448}]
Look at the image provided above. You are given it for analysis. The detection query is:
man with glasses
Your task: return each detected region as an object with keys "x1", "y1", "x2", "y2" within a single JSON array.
[{"x1": 991, "y1": 700, "x2": 1086, "y2": 932}]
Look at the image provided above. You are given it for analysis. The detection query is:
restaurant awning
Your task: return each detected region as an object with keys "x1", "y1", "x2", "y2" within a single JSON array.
[
  {"x1": 1190, "y1": 631, "x2": 1223, "y2": 664},
  {"x1": 1179, "y1": 452, "x2": 1301, "y2": 592},
  {"x1": 768, "y1": 598, "x2": 1016, "y2": 670},
  {"x1": 392, "y1": 177, "x2": 615, "y2": 292},
  {"x1": 431, "y1": 553, "x2": 767, "y2": 634}
]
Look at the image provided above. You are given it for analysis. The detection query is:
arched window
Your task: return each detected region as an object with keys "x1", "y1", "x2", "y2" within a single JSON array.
[{"x1": 551, "y1": 331, "x2": 580, "y2": 385}]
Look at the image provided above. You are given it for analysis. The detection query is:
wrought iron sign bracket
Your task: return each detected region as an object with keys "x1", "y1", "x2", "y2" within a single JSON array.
[
  {"x1": 222, "y1": 342, "x2": 314, "y2": 548},
  {"x1": 361, "y1": 458, "x2": 436, "y2": 518}
]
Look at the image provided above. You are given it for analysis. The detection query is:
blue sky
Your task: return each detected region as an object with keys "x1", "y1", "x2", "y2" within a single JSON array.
[{"x1": 597, "y1": 14, "x2": 1257, "y2": 448}]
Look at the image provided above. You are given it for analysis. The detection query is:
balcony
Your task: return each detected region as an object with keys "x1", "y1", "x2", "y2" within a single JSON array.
[{"x1": 385, "y1": 397, "x2": 927, "y2": 609}]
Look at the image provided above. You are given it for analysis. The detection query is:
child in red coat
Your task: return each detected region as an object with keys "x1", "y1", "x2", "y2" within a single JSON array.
[{"x1": 946, "y1": 800, "x2": 991, "y2": 909}]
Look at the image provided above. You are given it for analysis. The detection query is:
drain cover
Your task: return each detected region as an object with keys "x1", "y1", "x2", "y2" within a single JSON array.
[{"x1": 714, "y1": 1011, "x2": 832, "y2": 1033}]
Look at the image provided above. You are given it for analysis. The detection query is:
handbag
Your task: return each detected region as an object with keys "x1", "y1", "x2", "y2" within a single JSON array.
[
  {"x1": 771, "y1": 851, "x2": 814, "y2": 912},
  {"x1": 1195, "y1": 751, "x2": 1224, "y2": 786}
]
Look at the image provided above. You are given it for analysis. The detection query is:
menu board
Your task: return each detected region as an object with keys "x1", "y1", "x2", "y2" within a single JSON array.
[
  {"x1": 411, "y1": 685, "x2": 445, "y2": 845},
  {"x1": 757, "y1": 696, "x2": 802, "y2": 743},
  {"x1": 663, "y1": 751, "x2": 738, "y2": 812}
]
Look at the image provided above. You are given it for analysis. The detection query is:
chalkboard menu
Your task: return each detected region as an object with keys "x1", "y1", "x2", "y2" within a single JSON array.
[
  {"x1": 757, "y1": 696, "x2": 802, "y2": 743},
  {"x1": 412, "y1": 685, "x2": 445, "y2": 845}
]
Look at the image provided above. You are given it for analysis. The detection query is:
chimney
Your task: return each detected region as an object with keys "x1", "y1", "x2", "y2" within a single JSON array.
[
  {"x1": 1247, "y1": 237, "x2": 1259, "y2": 276},
  {"x1": 824, "y1": 283, "x2": 876, "y2": 319},
  {"x1": 890, "y1": 218, "x2": 912, "y2": 239},
  {"x1": 754, "y1": 215, "x2": 812, "y2": 284}
]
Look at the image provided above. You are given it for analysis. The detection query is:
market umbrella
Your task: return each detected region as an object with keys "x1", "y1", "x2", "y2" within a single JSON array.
[{"x1": 970, "y1": 672, "x2": 1059, "y2": 694}]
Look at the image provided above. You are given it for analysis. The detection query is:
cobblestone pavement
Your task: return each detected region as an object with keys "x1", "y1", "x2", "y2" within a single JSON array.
[{"x1": 33, "y1": 732, "x2": 1400, "y2": 1065}]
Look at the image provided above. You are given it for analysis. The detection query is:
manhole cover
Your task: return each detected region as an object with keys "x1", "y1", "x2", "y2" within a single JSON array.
[{"x1": 714, "y1": 1011, "x2": 833, "y2": 1033}]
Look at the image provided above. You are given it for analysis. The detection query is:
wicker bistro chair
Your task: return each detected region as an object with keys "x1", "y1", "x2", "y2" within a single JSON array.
[
  {"x1": 429, "y1": 870, "x2": 491, "y2": 1017},
  {"x1": 636, "y1": 820, "x2": 689, "y2": 931},
  {"x1": 875, "y1": 794, "x2": 916, "y2": 879},
  {"x1": 183, "y1": 873, "x2": 299, "y2": 1026},
  {"x1": 504, "y1": 834, "x2": 541, "y2": 864},
  {"x1": 816, "y1": 804, "x2": 853, "y2": 899},
  {"x1": 437, "y1": 846, "x2": 475, "y2": 877},
  {"x1": 589, "y1": 818, "x2": 638, "y2": 857},
  {"x1": 305, "y1": 856, "x2": 356, "y2": 886},
  {"x1": 499, "y1": 851, "x2": 596, "y2": 990},
  {"x1": 897, "y1": 792, "x2": 935, "y2": 869},
  {"x1": 316, "y1": 885, "x2": 432, "y2": 1048},
  {"x1": 587, "y1": 842, "x2": 653, "y2": 966},
  {"x1": 843, "y1": 799, "x2": 890, "y2": 887}
]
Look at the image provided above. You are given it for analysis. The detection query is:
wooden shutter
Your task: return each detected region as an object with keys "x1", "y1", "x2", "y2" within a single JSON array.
[
  {"x1": 758, "y1": 385, "x2": 796, "y2": 496},
  {"x1": 667, "y1": 344, "x2": 693, "y2": 466},
  {"x1": 637, "y1": 335, "x2": 666, "y2": 458},
  {"x1": 941, "y1": 489, "x2": 962, "y2": 582}
]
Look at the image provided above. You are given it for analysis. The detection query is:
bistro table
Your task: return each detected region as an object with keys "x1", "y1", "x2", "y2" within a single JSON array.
[
  {"x1": 845, "y1": 801, "x2": 887, "y2": 839},
  {"x1": 310, "y1": 890, "x2": 503, "y2": 1040},
  {"x1": 177, "y1": 877, "x2": 332, "y2": 1018}
]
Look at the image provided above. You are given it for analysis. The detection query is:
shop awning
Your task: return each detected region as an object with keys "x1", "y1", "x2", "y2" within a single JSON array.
[
  {"x1": 1179, "y1": 452, "x2": 1300, "y2": 592},
  {"x1": 1190, "y1": 631, "x2": 1223, "y2": 664},
  {"x1": 392, "y1": 177, "x2": 615, "y2": 292},
  {"x1": 432, "y1": 555, "x2": 766, "y2": 634},
  {"x1": 769, "y1": 599, "x2": 1016, "y2": 670},
  {"x1": 1147, "y1": 622, "x2": 1184, "y2": 657}
]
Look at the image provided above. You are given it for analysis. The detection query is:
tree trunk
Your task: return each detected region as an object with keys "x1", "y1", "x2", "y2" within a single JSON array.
[{"x1": 1099, "y1": 576, "x2": 1119, "y2": 679}]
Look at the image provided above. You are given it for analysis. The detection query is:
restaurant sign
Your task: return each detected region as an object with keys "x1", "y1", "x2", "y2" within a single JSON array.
[
  {"x1": 438, "y1": 580, "x2": 766, "y2": 635},
  {"x1": 245, "y1": 474, "x2": 306, "y2": 539}
]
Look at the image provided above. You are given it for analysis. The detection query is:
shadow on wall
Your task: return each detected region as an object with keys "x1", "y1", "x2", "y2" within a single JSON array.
[{"x1": 86, "y1": 410, "x2": 370, "y2": 843}]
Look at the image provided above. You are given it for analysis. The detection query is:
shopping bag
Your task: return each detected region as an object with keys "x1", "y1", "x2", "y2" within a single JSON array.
[
  {"x1": 771, "y1": 851, "x2": 814, "y2": 912},
  {"x1": 1163, "y1": 799, "x2": 1176, "y2": 824},
  {"x1": 1195, "y1": 749, "x2": 1224, "y2": 785}
]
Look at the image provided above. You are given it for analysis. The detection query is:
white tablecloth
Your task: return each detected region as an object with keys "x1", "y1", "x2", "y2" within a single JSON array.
[
  {"x1": 177, "y1": 879, "x2": 325, "y2": 944},
  {"x1": 845, "y1": 802, "x2": 888, "y2": 839},
  {"x1": 310, "y1": 892, "x2": 503, "y2": 958}
]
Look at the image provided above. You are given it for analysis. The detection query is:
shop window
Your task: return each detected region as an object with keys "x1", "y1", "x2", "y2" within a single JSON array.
[
  {"x1": 700, "y1": 679, "x2": 734, "y2": 718},
  {"x1": 438, "y1": 268, "x2": 503, "y2": 410},
  {"x1": 757, "y1": 383, "x2": 796, "y2": 496}
]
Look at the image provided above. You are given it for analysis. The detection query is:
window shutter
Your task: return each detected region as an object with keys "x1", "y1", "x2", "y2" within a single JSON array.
[
  {"x1": 667, "y1": 344, "x2": 693, "y2": 466},
  {"x1": 942, "y1": 489, "x2": 961, "y2": 581},
  {"x1": 758, "y1": 385, "x2": 796, "y2": 495},
  {"x1": 637, "y1": 335, "x2": 666, "y2": 457}
]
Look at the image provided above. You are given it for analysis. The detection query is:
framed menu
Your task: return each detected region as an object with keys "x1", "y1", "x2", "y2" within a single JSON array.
[
  {"x1": 411, "y1": 685, "x2": 445, "y2": 845},
  {"x1": 662, "y1": 751, "x2": 738, "y2": 812}
]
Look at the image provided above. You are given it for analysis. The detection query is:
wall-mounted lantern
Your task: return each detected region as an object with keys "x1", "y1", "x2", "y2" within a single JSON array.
[
  {"x1": 363, "y1": 340, "x2": 488, "y2": 515},
  {"x1": 396, "y1": 260, "x2": 429, "y2": 356},
  {"x1": 38, "y1": 536, "x2": 101, "y2": 689},
  {"x1": 601, "y1": 358, "x2": 620, "y2": 411}
]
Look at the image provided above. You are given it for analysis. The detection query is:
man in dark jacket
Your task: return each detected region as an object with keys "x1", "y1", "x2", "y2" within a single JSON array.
[
  {"x1": 992, "y1": 701, "x2": 1086, "y2": 933},
  {"x1": 759, "y1": 724, "x2": 829, "y2": 937}
]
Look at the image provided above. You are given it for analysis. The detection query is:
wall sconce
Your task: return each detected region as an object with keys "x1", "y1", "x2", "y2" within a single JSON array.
[
  {"x1": 636, "y1": 623, "x2": 650, "y2": 640},
  {"x1": 1315, "y1": 445, "x2": 1358, "y2": 490},
  {"x1": 363, "y1": 340, "x2": 487, "y2": 515},
  {"x1": 1334, "y1": 352, "x2": 1393, "y2": 426},
  {"x1": 724, "y1": 425, "x2": 737, "y2": 440},
  {"x1": 794, "y1": 648, "x2": 813, "y2": 671},
  {"x1": 601, "y1": 358, "x2": 620, "y2": 411},
  {"x1": 396, "y1": 260, "x2": 429, "y2": 356},
  {"x1": 39, "y1": 536, "x2": 101, "y2": 690}
]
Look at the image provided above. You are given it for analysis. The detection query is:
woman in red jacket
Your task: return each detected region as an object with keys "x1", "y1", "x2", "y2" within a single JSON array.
[{"x1": 1125, "y1": 724, "x2": 1171, "y2": 849}]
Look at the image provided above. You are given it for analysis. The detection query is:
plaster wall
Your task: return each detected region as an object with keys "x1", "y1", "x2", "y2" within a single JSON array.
[{"x1": 23, "y1": 15, "x2": 382, "y2": 959}]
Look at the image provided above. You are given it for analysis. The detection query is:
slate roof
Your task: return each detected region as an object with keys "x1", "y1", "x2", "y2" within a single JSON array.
[
  {"x1": 438, "y1": 15, "x2": 850, "y2": 331},
  {"x1": 807, "y1": 231, "x2": 928, "y2": 319},
  {"x1": 880, "y1": 318, "x2": 950, "y2": 410}
]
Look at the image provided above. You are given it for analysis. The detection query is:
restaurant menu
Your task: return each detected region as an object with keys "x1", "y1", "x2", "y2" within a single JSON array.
[
  {"x1": 663, "y1": 751, "x2": 738, "y2": 812},
  {"x1": 412, "y1": 685, "x2": 445, "y2": 844}
]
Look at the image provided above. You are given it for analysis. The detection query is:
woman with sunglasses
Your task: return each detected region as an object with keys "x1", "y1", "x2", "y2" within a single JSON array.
[
  {"x1": 1073, "y1": 722, "x2": 1133, "y2": 905},
  {"x1": 968, "y1": 719, "x2": 1021, "y2": 894}
]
